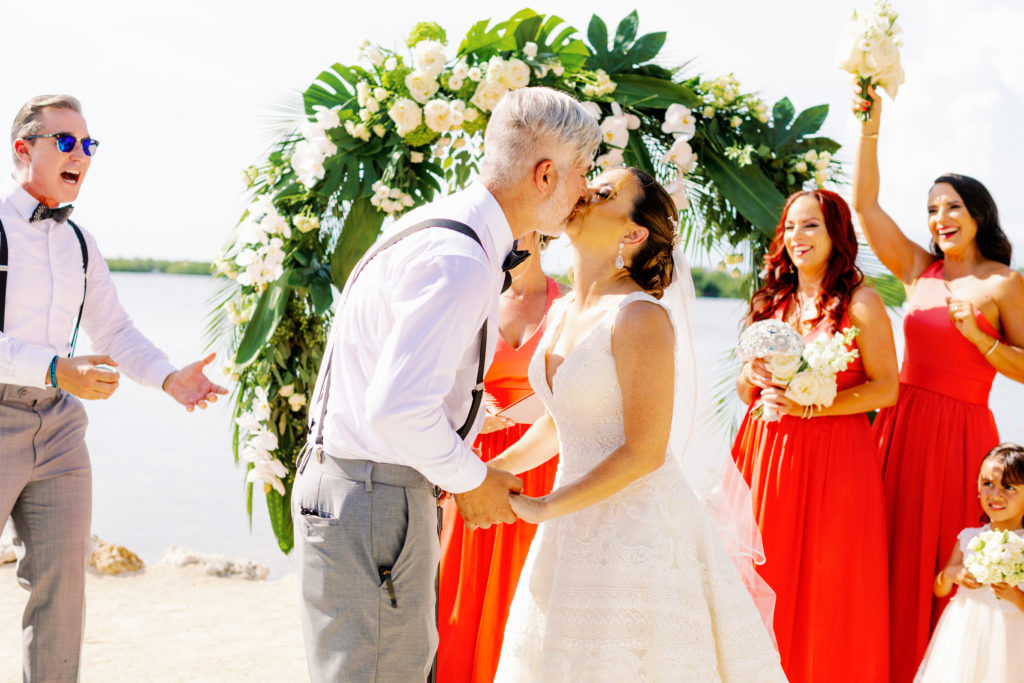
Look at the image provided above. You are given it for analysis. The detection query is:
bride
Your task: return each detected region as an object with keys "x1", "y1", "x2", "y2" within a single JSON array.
[{"x1": 489, "y1": 167, "x2": 786, "y2": 681}]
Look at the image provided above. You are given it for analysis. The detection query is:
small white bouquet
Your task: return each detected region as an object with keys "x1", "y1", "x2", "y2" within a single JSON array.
[
  {"x1": 838, "y1": 0, "x2": 905, "y2": 121},
  {"x1": 965, "y1": 529, "x2": 1024, "y2": 586},
  {"x1": 738, "y1": 321, "x2": 860, "y2": 421}
]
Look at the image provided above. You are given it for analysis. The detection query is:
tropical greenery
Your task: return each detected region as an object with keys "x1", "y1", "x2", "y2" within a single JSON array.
[
  {"x1": 106, "y1": 258, "x2": 211, "y2": 275},
  {"x1": 212, "y1": 8, "x2": 842, "y2": 553}
]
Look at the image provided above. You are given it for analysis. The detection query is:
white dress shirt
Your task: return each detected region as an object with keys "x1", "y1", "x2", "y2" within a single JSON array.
[
  {"x1": 0, "y1": 183, "x2": 176, "y2": 388},
  {"x1": 312, "y1": 182, "x2": 513, "y2": 493}
]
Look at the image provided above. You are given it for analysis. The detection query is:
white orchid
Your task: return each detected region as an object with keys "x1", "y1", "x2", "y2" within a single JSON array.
[
  {"x1": 599, "y1": 115, "x2": 629, "y2": 149},
  {"x1": 580, "y1": 101, "x2": 602, "y2": 120},
  {"x1": 662, "y1": 103, "x2": 696, "y2": 140},
  {"x1": 313, "y1": 105, "x2": 342, "y2": 130},
  {"x1": 246, "y1": 459, "x2": 288, "y2": 495},
  {"x1": 251, "y1": 387, "x2": 271, "y2": 421},
  {"x1": 661, "y1": 138, "x2": 698, "y2": 172},
  {"x1": 595, "y1": 148, "x2": 624, "y2": 170},
  {"x1": 235, "y1": 411, "x2": 261, "y2": 432}
]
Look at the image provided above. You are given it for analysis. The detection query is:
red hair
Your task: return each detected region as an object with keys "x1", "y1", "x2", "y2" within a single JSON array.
[{"x1": 748, "y1": 189, "x2": 863, "y2": 331}]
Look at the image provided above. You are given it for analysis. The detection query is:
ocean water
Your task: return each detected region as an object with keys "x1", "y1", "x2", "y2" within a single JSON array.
[{"x1": 72, "y1": 274, "x2": 1024, "y2": 578}]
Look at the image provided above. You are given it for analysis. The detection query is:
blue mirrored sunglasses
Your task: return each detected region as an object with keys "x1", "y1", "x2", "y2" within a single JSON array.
[{"x1": 23, "y1": 133, "x2": 99, "y2": 157}]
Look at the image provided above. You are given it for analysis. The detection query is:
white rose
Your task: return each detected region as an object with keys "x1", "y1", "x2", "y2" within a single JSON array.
[
  {"x1": 278, "y1": 384, "x2": 295, "y2": 397},
  {"x1": 288, "y1": 394, "x2": 307, "y2": 412},
  {"x1": 372, "y1": 124, "x2": 386, "y2": 137},
  {"x1": 388, "y1": 98, "x2": 423, "y2": 136},
  {"x1": 864, "y1": 35, "x2": 900, "y2": 78},
  {"x1": 410, "y1": 151, "x2": 424, "y2": 163},
  {"x1": 795, "y1": 161, "x2": 808, "y2": 173},
  {"x1": 451, "y1": 60, "x2": 469, "y2": 80},
  {"x1": 356, "y1": 81, "x2": 371, "y2": 107},
  {"x1": 767, "y1": 353, "x2": 803, "y2": 383},
  {"x1": 523, "y1": 42, "x2": 538, "y2": 59},
  {"x1": 405, "y1": 71, "x2": 440, "y2": 104},
  {"x1": 877, "y1": 62, "x2": 905, "y2": 98},
  {"x1": 384, "y1": 57, "x2": 398, "y2": 71},
  {"x1": 412, "y1": 39, "x2": 446, "y2": 78},
  {"x1": 463, "y1": 106, "x2": 479, "y2": 122},
  {"x1": 470, "y1": 79, "x2": 509, "y2": 112},
  {"x1": 486, "y1": 56, "x2": 507, "y2": 83},
  {"x1": 448, "y1": 77, "x2": 464, "y2": 92},
  {"x1": 467, "y1": 66, "x2": 483, "y2": 82},
  {"x1": 785, "y1": 370, "x2": 836, "y2": 407},
  {"x1": 365, "y1": 97, "x2": 380, "y2": 114},
  {"x1": 503, "y1": 58, "x2": 531, "y2": 89},
  {"x1": 374, "y1": 87, "x2": 387, "y2": 101}
]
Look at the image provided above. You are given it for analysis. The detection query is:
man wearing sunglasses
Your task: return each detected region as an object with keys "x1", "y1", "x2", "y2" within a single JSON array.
[{"x1": 0, "y1": 94, "x2": 228, "y2": 682}]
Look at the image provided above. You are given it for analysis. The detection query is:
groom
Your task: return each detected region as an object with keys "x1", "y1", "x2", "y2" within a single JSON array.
[{"x1": 293, "y1": 86, "x2": 600, "y2": 682}]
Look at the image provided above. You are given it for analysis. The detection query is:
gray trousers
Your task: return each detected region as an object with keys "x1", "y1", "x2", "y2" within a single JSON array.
[
  {"x1": 0, "y1": 384, "x2": 92, "y2": 683},
  {"x1": 293, "y1": 451, "x2": 441, "y2": 682}
]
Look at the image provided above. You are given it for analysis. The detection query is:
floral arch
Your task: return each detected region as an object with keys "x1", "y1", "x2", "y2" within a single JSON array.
[{"x1": 213, "y1": 9, "x2": 841, "y2": 552}]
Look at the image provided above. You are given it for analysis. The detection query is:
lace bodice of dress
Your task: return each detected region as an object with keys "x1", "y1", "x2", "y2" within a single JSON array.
[{"x1": 529, "y1": 291, "x2": 657, "y2": 481}]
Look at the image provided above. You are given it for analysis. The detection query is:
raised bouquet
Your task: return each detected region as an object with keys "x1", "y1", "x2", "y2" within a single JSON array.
[
  {"x1": 838, "y1": 0, "x2": 904, "y2": 121},
  {"x1": 738, "y1": 320, "x2": 860, "y2": 421},
  {"x1": 965, "y1": 529, "x2": 1024, "y2": 586}
]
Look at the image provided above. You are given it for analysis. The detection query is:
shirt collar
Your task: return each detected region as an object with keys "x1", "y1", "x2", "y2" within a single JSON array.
[
  {"x1": 1, "y1": 182, "x2": 48, "y2": 222},
  {"x1": 466, "y1": 181, "x2": 515, "y2": 264}
]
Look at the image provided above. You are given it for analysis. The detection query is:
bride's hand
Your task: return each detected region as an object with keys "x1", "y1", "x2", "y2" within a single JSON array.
[{"x1": 509, "y1": 493, "x2": 550, "y2": 524}]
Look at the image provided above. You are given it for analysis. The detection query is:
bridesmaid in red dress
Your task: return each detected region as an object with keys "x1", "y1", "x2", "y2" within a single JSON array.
[
  {"x1": 732, "y1": 189, "x2": 898, "y2": 683},
  {"x1": 437, "y1": 231, "x2": 563, "y2": 683},
  {"x1": 852, "y1": 87, "x2": 1024, "y2": 683}
]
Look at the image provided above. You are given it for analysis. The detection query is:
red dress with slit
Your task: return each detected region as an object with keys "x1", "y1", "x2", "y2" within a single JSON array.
[
  {"x1": 873, "y1": 260, "x2": 1001, "y2": 683},
  {"x1": 732, "y1": 304, "x2": 890, "y2": 683},
  {"x1": 437, "y1": 277, "x2": 560, "y2": 683}
]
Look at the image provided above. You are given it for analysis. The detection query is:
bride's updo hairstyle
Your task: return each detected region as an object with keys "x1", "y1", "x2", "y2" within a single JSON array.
[
  {"x1": 626, "y1": 168, "x2": 679, "y2": 300},
  {"x1": 749, "y1": 189, "x2": 863, "y2": 331}
]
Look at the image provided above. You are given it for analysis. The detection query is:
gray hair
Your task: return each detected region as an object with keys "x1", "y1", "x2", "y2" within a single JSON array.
[
  {"x1": 11, "y1": 94, "x2": 83, "y2": 165},
  {"x1": 480, "y1": 87, "x2": 601, "y2": 189}
]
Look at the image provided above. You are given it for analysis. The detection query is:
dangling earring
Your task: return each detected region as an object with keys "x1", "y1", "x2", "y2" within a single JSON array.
[{"x1": 615, "y1": 243, "x2": 625, "y2": 269}]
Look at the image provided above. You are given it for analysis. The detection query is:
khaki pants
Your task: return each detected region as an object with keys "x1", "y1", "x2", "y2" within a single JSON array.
[{"x1": 0, "y1": 384, "x2": 92, "y2": 683}]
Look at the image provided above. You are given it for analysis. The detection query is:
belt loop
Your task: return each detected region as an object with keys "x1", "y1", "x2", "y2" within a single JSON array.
[{"x1": 363, "y1": 462, "x2": 374, "y2": 493}]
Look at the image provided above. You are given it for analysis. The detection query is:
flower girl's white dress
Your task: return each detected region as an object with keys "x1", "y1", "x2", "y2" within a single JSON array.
[
  {"x1": 915, "y1": 526, "x2": 1024, "y2": 683},
  {"x1": 493, "y1": 293, "x2": 786, "y2": 682}
]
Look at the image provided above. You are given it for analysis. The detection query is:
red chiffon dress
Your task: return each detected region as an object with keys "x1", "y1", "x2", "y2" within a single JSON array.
[
  {"x1": 873, "y1": 260, "x2": 1002, "y2": 683},
  {"x1": 732, "y1": 304, "x2": 890, "y2": 683},
  {"x1": 437, "y1": 277, "x2": 560, "y2": 683}
]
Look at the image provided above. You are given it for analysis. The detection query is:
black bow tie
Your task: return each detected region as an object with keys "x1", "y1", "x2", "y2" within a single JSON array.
[
  {"x1": 501, "y1": 243, "x2": 531, "y2": 293},
  {"x1": 30, "y1": 203, "x2": 74, "y2": 224}
]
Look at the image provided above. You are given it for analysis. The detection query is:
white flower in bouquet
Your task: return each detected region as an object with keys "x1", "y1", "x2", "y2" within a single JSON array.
[
  {"x1": 248, "y1": 426, "x2": 279, "y2": 454},
  {"x1": 502, "y1": 58, "x2": 532, "y2": 89},
  {"x1": 246, "y1": 459, "x2": 288, "y2": 495},
  {"x1": 384, "y1": 56, "x2": 398, "y2": 71},
  {"x1": 766, "y1": 352, "x2": 803, "y2": 383},
  {"x1": 451, "y1": 60, "x2": 469, "y2": 81},
  {"x1": 784, "y1": 369, "x2": 836, "y2": 407},
  {"x1": 581, "y1": 69, "x2": 616, "y2": 98},
  {"x1": 665, "y1": 177, "x2": 690, "y2": 212},
  {"x1": 260, "y1": 212, "x2": 291, "y2": 239},
  {"x1": 248, "y1": 195, "x2": 277, "y2": 221},
  {"x1": 736, "y1": 319, "x2": 807, "y2": 421},
  {"x1": 839, "y1": 0, "x2": 904, "y2": 119},
  {"x1": 580, "y1": 101, "x2": 602, "y2": 119},
  {"x1": 522, "y1": 42, "x2": 539, "y2": 59},
  {"x1": 288, "y1": 394, "x2": 308, "y2": 412},
  {"x1": 409, "y1": 151, "x2": 425, "y2": 163},
  {"x1": 803, "y1": 327, "x2": 860, "y2": 375},
  {"x1": 463, "y1": 106, "x2": 479, "y2": 122},
  {"x1": 388, "y1": 98, "x2": 423, "y2": 136},
  {"x1": 467, "y1": 66, "x2": 483, "y2": 82},
  {"x1": 290, "y1": 139, "x2": 327, "y2": 189},
  {"x1": 236, "y1": 221, "x2": 267, "y2": 247},
  {"x1": 404, "y1": 71, "x2": 440, "y2": 104},
  {"x1": 412, "y1": 39, "x2": 446, "y2": 78},
  {"x1": 293, "y1": 214, "x2": 320, "y2": 234},
  {"x1": 599, "y1": 115, "x2": 629, "y2": 149},
  {"x1": 235, "y1": 411, "x2": 261, "y2": 433},
  {"x1": 595, "y1": 148, "x2": 625, "y2": 170},
  {"x1": 662, "y1": 103, "x2": 696, "y2": 140},
  {"x1": 470, "y1": 78, "x2": 509, "y2": 112},
  {"x1": 965, "y1": 529, "x2": 1024, "y2": 585},
  {"x1": 250, "y1": 387, "x2": 271, "y2": 421},
  {"x1": 424, "y1": 99, "x2": 460, "y2": 133},
  {"x1": 277, "y1": 384, "x2": 295, "y2": 398},
  {"x1": 312, "y1": 105, "x2": 342, "y2": 130},
  {"x1": 661, "y1": 138, "x2": 698, "y2": 172}
]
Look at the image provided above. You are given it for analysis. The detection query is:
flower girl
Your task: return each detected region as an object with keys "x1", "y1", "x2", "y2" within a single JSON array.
[{"x1": 915, "y1": 443, "x2": 1024, "y2": 682}]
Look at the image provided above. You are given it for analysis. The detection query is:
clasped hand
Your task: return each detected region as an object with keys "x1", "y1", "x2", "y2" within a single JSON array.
[
  {"x1": 743, "y1": 358, "x2": 802, "y2": 417},
  {"x1": 454, "y1": 465, "x2": 523, "y2": 530}
]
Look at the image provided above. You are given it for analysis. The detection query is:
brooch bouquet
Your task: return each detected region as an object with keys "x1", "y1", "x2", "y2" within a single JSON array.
[
  {"x1": 838, "y1": 0, "x2": 904, "y2": 121},
  {"x1": 965, "y1": 529, "x2": 1024, "y2": 586},
  {"x1": 738, "y1": 321, "x2": 860, "y2": 421}
]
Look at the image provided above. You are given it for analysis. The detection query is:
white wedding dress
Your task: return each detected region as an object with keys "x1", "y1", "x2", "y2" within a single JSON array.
[{"x1": 494, "y1": 291, "x2": 787, "y2": 682}]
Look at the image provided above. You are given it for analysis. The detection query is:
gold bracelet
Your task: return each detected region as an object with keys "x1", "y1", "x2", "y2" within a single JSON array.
[
  {"x1": 985, "y1": 338, "x2": 1000, "y2": 357},
  {"x1": 861, "y1": 133, "x2": 879, "y2": 139}
]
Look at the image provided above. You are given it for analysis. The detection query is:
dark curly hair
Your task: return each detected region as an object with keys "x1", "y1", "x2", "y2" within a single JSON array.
[
  {"x1": 625, "y1": 168, "x2": 679, "y2": 299},
  {"x1": 930, "y1": 174, "x2": 1011, "y2": 266},
  {"x1": 748, "y1": 189, "x2": 863, "y2": 331}
]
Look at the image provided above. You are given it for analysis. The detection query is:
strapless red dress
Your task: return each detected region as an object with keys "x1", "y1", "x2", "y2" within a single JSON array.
[
  {"x1": 873, "y1": 260, "x2": 1001, "y2": 683},
  {"x1": 732, "y1": 305, "x2": 890, "y2": 683},
  {"x1": 437, "y1": 277, "x2": 560, "y2": 683}
]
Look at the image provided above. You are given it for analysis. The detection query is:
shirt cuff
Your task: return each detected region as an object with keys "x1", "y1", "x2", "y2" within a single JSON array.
[
  {"x1": 13, "y1": 344, "x2": 57, "y2": 388},
  {"x1": 140, "y1": 359, "x2": 178, "y2": 390},
  {"x1": 436, "y1": 449, "x2": 488, "y2": 494}
]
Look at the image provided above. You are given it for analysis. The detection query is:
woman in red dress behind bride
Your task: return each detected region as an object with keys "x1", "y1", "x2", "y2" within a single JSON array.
[
  {"x1": 732, "y1": 189, "x2": 897, "y2": 683},
  {"x1": 437, "y1": 231, "x2": 563, "y2": 683},
  {"x1": 852, "y1": 87, "x2": 1024, "y2": 682}
]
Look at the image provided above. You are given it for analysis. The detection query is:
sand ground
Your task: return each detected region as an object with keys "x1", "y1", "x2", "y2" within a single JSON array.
[{"x1": 0, "y1": 564, "x2": 308, "y2": 682}]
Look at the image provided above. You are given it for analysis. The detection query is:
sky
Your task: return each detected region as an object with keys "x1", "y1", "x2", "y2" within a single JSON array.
[{"x1": 2, "y1": 0, "x2": 1021, "y2": 267}]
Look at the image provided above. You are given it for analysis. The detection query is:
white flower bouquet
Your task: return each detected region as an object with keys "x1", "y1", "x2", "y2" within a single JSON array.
[
  {"x1": 838, "y1": 0, "x2": 904, "y2": 121},
  {"x1": 965, "y1": 529, "x2": 1024, "y2": 586},
  {"x1": 738, "y1": 321, "x2": 860, "y2": 421}
]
